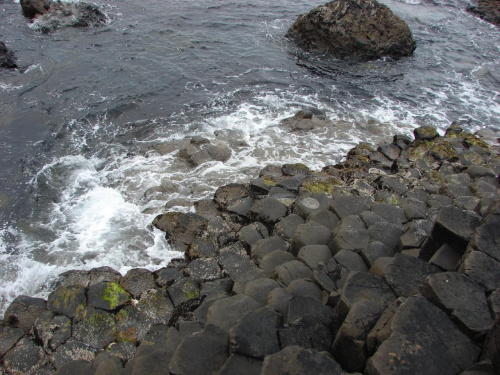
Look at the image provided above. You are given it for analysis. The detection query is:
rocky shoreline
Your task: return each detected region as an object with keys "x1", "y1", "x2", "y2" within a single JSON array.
[{"x1": 0, "y1": 120, "x2": 499, "y2": 374}]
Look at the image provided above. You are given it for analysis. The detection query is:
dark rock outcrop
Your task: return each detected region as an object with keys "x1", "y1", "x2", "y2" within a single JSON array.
[
  {"x1": 0, "y1": 42, "x2": 17, "y2": 69},
  {"x1": 287, "y1": 0, "x2": 416, "y2": 60},
  {"x1": 468, "y1": 0, "x2": 500, "y2": 26},
  {"x1": 20, "y1": 0, "x2": 107, "y2": 33}
]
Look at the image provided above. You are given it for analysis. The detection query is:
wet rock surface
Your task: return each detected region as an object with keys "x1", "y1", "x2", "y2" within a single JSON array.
[
  {"x1": 287, "y1": 0, "x2": 416, "y2": 60},
  {"x1": 0, "y1": 42, "x2": 17, "y2": 69},
  {"x1": 2, "y1": 124, "x2": 499, "y2": 374},
  {"x1": 20, "y1": 0, "x2": 107, "y2": 33}
]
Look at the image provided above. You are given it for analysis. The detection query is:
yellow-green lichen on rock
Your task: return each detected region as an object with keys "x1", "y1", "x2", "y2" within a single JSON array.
[
  {"x1": 101, "y1": 282, "x2": 131, "y2": 310},
  {"x1": 302, "y1": 176, "x2": 343, "y2": 194},
  {"x1": 182, "y1": 280, "x2": 200, "y2": 300},
  {"x1": 430, "y1": 141, "x2": 459, "y2": 162},
  {"x1": 47, "y1": 285, "x2": 87, "y2": 318}
]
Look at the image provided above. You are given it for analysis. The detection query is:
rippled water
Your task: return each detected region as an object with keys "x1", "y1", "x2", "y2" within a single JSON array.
[{"x1": 0, "y1": 0, "x2": 499, "y2": 312}]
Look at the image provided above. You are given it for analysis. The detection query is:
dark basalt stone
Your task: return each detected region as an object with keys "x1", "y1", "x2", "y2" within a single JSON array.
[
  {"x1": 0, "y1": 42, "x2": 17, "y2": 69},
  {"x1": 287, "y1": 0, "x2": 416, "y2": 60}
]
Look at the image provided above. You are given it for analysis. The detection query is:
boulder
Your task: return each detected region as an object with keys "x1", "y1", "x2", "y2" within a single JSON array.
[
  {"x1": 218, "y1": 242, "x2": 257, "y2": 279},
  {"x1": 458, "y1": 249, "x2": 500, "y2": 292},
  {"x1": 34, "y1": 311, "x2": 71, "y2": 350},
  {"x1": 120, "y1": 268, "x2": 156, "y2": 298},
  {"x1": 331, "y1": 300, "x2": 383, "y2": 372},
  {"x1": 52, "y1": 338, "x2": 96, "y2": 368},
  {"x1": 47, "y1": 285, "x2": 86, "y2": 318},
  {"x1": 27, "y1": 2, "x2": 108, "y2": 33},
  {"x1": 0, "y1": 42, "x2": 17, "y2": 69},
  {"x1": 243, "y1": 278, "x2": 281, "y2": 306},
  {"x1": 336, "y1": 272, "x2": 395, "y2": 320},
  {"x1": 136, "y1": 288, "x2": 174, "y2": 325},
  {"x1": 384, "y1": 253, "x2": 440, "y2": 297},
  {"x1": 218, "y1": 354, "x2": 263, "y2": 375},
  {"x1": 421, "y1": 272, "x2": 493, "y2": 340},
  {"x1": 0, "y1": 325, "x2": 24, "y2": 357},
  {"x1": 297, "y1": 245, "x2": 333, "y2": 270},
  {"x1": 206, "y1": 295, "x2": 260, "y2": 331},
  {"x1": 365, "y1": 297, "x2": 480, "y2": 375},
  {"x1": 291, "y1": 224, "x2": 333, "y2": 255},
  {"x1": 169, "y1": 324, "x2": 228, "y2": 375},
  {"x1": 229, "y1": 309, "x2": 281, "y2": 359},
  {"x1": 274, "y1": 260, "x2": 313, "y2": 286},
  {"x1": 273, "y1": 214, "x2": 305, "y2": 241},
  {"x1": 261, "y1": 346, "x2": 342, "y2": 375},
  {"x1": 72, "y1": 307, "x2": 116, "y2": 350},
  {"x1": 278, "y1": 314, "x2": 334, "y2": 352},
  {"x1": 87, "y1": 282, "x2": 131, "y2": 311},
  {"x1": 184, "y1": 258, "x2": 221, "y2": 281},
  {"x1": 20, "y1": 0, "x2": 50, "y2": 18},
  {"x1": 285, "y1": 295, "x2": 333, "y2": 325},
  {"x1": 467, "y1": 0, "x2": 500, "y2": 26},
  {"x1": 330, "y1": 195, "x2": 371, "y2": 219},
  {"x1": 3, "y1": 337, "x2": 47, "y2": 374},
  {"x1": 3, "y1": 295, "x2": 46, "y2": 333},
  {"x1": 287, "y1": 0, "x2": 416, "y2": 60},
  {"x1": 249, "y1": 197, "x2": 288, "y2": 225},
  {"x1": 250, "y1": 236, "x2": 288, "y2": 261}
]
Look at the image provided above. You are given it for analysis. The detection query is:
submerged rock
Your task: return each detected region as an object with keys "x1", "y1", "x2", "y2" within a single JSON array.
[{"x1": 287, "y1": 0, "x2": 416, "y2": 60}]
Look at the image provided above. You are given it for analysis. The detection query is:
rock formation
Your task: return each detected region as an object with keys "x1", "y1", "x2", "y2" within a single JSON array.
[
  {"x1": 287, "y1": 0, "x2": 417, "y2": 60},
  {"x1": 1, "y1": 120, "x2": 499, "y2": 374},
  {"x1": 0, "y1": 42, "x2": 17, "y2": 69}
]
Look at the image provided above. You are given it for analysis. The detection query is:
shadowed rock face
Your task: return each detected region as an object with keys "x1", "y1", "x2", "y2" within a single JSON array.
[
  {"x1": 0, "y1": 42, "x2": 17, "y2": 69},
  {"x1": 287, "y1": 0, "x2": 416, "y2": 60},
  {"x1": 468, "y1": 0, "x2": 500, "y2": 26}
]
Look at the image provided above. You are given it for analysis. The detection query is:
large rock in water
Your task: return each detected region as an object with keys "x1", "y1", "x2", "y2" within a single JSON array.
[
  {"x1": 287, "y1": 0, "x2": 416, "y2": 60},
  {"x1": 20, "y1": 0, "x2": 107, "y2": 33}
]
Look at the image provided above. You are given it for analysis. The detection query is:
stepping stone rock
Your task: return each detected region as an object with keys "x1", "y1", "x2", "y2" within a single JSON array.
[
  {"x1": 167, "y1": 277, "x2": 200, "y2": 307},
  {"x1": 0, "y1": 325, "x2": 24, "y2": 357},
  {"x1": 336, "y1": 272, "x2": 395, "y2": 320},
  {"x1": 52, "y1": 338, "x2": 96, "y2": 368},
  {"x1": 88, "y1": 266, "x2": 121, "y2": 286},
  {"x1": 306, "y1": 209, "x2": 340, "y2": 230},
  {"x1": 398, "y1": 220, "x2": 433, "y2": 250},
  {"x1": 330, "y1": 195, "x2": 371, "y2": 219},
  {"x1": 136, "y1": 288, "x2": 174, "y2": 325},
  {"x1": 365, "y1": 296, "x2": 480, "y2": 375},
  {"x1": 72, "y1": 307, "x2": 116, "y2": 350},
  {"x1": 249, "y1": 197, "x2": 288, "y2": 225},
  {"x1": 297, "y1": 245, "x2": 333, "y2": 270},
  {"x1": 3, "y1": 295, "x2": 47, "y2": 333},
  {"x1": 261, "y1": 346, "x2": 342, "y2": 375},
  {"x1": 368, "y1": 221, "x2": 404, "y2": 251},
  {"x1": 229, "y1": 309, "x2": 280, "y2": 359},
  {"x1": 3, "y1": 337, "x2": 47, "y2": 374},
  {"x1": 285, "y1": 296, "x2": 333, "y2": 325},
  {"x1": 459, "y1": 249, "x2": 500, "y2": 292},
  {"x1": 154, "y1": 266, "x2": 184, "y2": 287},
  {"x1": 273, "y1": 214, "x2": 305, "y2": 240},
  {"x1": 330, "y1": 215, "x2": 370, "y2": 254},
  {"x1": 266, "y1": 287, "x2": 294, "y2": 316},
  {"x1": 243, "y1": 278, "x2": 281, "y2": 306},
  {"x1": 278, "y1": 314, "x2": 333, "y2": 352},
  {"x1": 414, "y1": 126, "x2": 439, "y2": 141},
  {"x1": 291, "y1": 224, "x2": 333, "y2": 256},
  {"x1": 422, "y1": 272, "x2": 493, "y2": 339},
  {"x1": 286, "y1": 279, "x2": 323, "y2": 301},
  {"x1": 169, "y1": 324, "x2": 228, "y2": 375},
  {"x1": 184, "y1": 258, "x2": 220, "y2": 281},
  {"x1": 34, "y1": 311, "x2": 71, "y2": 350},
  {"x1": 362, "y1": 241, "x2": 395, "y2": 267},
  {"x1": 87, "y1": 281, "x2": 131, "y2": 311},
  {"x1": 259, "y1": 250, "x2": 296, "y2": 274},
  {"x1": 334, "y1": 249, "x2": 368, "y2": 272},
  {"x1": 471, "y1": 222, "x2": 500, "y2": 263},
  {"x1": 47, "y1": 285, "x2": 86, "y2": 318},
  {"x1": 218, "y1": 354, "x2": 262, "y2": 375},
  {"x1": 206, "y1": 295, "x2": 260, "y2": 331},
  {"x1": 384, "y1": 253, "x2": 440, "y2": 297},
  {"x1": 219, "y1": 242, "x2": 256, "y2": 279},
  {"x1": 250, "y1": 236, "x2": 288, "y2": 261},
  {"x1": 371, "y1": 203, "x2": 406, "y2": 225},
  {"x1": 420, "y1": 206, "x2": 480, "y2": 261},
  {"x1": 120, "y1": 268, "x2": 156, "y2": 298},
  {"x1": 331, "y1": 300, "x2": 383, "y2": 373},
  {"x1": 294, "y1": 196, "x2": 328, "y2": 218}
]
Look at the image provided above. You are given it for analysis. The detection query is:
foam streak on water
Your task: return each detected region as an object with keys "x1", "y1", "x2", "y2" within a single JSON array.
[{"x1": 0, "y1": 0, "x2": 499, "y2": 312}]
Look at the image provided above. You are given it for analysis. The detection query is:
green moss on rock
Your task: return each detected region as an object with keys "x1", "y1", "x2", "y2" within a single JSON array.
[
  {"x1": 430, "y1": 141, "x2": 459, "y2": 162},
  {"x1": 302, "y1": 176, "x2": 343, "y2": 194},
  {"x1": 102, "y1": 283, "x2": 131, "y2": 310}
]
